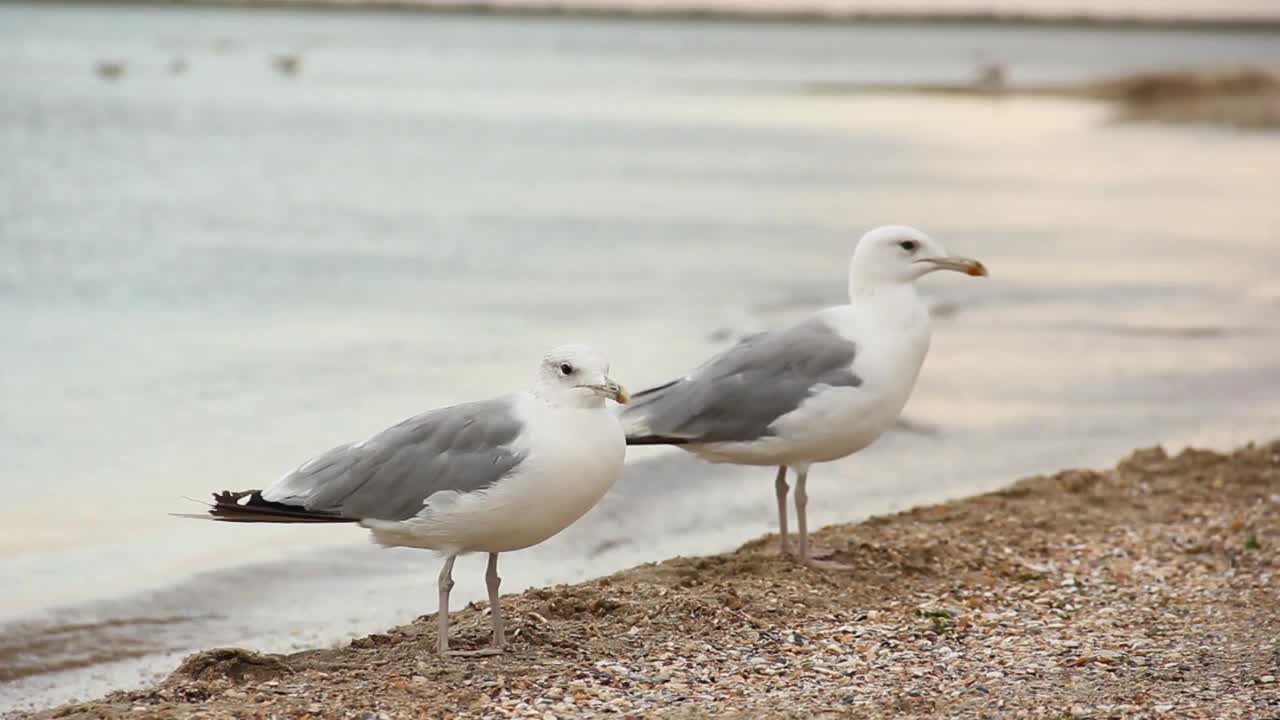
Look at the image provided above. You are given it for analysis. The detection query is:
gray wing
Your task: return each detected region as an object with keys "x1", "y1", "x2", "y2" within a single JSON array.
[
  {"x1": 260, "y1": 396, "x2": 527, "y2": 521},
  {"x1": 624, "y1": 315, "x2": 860, "y2": 444}
]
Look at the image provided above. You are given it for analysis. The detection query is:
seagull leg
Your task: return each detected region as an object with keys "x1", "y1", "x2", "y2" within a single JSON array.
[
  {"x1": 486, "y1": 552, "x2": 506, "y2": 650},
  {"x1": 775, "y1": 466, "x2": 791, "y2": 556},
  {"x1": 780, "y1": 465, "x2": 835, "y2": 561},
  {"x1": 794, "y1": 467, "x2": 852, "y2": 571},
  {"x1": 777, "y1": 465, "x2": 835, "y2": 559},
  {"x1": 436, "y1": 554, "x2": 457, "y2": 654},
  {"x1": 443, "y1": 553, "x2": 506, "y2": 657}
]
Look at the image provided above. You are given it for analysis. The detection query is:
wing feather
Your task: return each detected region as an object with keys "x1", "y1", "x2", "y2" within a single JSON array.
[
  {"x1": 257, "y1": 396, "x2": 528, "y2": 521},
  {"x1": 624, "y1": 316, "x2": 859, "y2": 445}
]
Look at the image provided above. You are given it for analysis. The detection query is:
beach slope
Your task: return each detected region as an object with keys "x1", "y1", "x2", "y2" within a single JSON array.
[{"x1": 34, "y1": 440, "x2": 1280, "y2": 719}]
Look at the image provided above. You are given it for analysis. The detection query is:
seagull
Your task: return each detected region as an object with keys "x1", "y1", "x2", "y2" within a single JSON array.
[
  {"x1": 190, "y1": 344, "x2": 629, "y2": 656},
  {"x1": 622, "y1": 226, "x2": 987, "y2": 570}
]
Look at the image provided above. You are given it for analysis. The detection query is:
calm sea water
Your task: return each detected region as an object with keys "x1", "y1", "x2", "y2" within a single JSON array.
[{"x1": 2, "y1": 2, "x2": 1280, "y2": 712}]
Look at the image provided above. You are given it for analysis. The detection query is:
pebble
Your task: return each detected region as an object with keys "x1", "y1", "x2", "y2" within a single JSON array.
[{"x1": 1261, "y1": 675, "x2": 1277, "y2": 684}]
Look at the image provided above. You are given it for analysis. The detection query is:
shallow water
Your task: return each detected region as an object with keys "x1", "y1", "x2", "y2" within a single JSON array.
[{"x1": 2, "y1": 3, "x2": 1280, "y2": 712}]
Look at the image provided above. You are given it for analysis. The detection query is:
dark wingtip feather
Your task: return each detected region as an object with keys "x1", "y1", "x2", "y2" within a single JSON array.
[
  {"x1": 201, "y1": 489, "x2": 356, "y2": 524},
  {"x1": 625, "y1": 435, "x2": 692, "y2": 446}
]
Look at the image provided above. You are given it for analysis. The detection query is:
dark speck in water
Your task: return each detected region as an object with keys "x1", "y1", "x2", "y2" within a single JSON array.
[
  {"x1": 589, "y1": 538, "x2": 627, "y2": 558},
  {"x1": 894, "y1": 417, "x2": 940, "y2": 436},
  {"x1": 1088, "y1": 324, "x2": 1239, "y2": 339}
]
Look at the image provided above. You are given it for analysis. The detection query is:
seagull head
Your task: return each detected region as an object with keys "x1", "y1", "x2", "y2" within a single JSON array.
[
  {"x1": 537, "y1": 343, "x2": 630, "y2": 408},
  {"x1": 848, "y1": 225, "x2": 987, "y2": 292}
]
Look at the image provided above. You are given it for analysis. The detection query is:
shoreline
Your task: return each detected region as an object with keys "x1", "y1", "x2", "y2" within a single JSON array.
[
  {"x1": 809, "y1": 66, "x2": 1280, "y2": 130},
  {"x1": 19, "y1": 0, "x2": 1280, "y2": 32},
  {"x1": 29, "y1": 439, "x2": 1280, "y2": 719}
]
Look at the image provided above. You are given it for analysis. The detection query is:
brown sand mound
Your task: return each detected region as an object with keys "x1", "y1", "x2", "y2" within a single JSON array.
[
  {"x1": 810, "y1": 65, "x2": 1280, "y2": 129},
  {"x1": 1086, "y1": 67, "x2": 1280, "y2": 129},
  {"x1": 34, "y1": 440, "x2": 1280, "y2": 719},
  {"x1": 1087, "y1": 66, "x2": 1280, "y2": 104},
  {"x1": 169, "y1": 648, "x2": 295, "y2": 685}
]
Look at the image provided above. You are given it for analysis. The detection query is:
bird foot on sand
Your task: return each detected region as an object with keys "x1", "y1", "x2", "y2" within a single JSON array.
[
  {"x1": 780, "y1": 540, "x2": 836, "y2": 560},
  {"x1": 443, "y1": 647, "x2": 506, "y2": 658},
  {"x1": 801, "y1": 556, "x2": 855, "y2": 572}
]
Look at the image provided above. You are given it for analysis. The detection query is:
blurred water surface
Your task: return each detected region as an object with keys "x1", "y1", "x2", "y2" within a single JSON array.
[{"x1": 2, "y1": 2, "x2": 1280, "y2": 712}]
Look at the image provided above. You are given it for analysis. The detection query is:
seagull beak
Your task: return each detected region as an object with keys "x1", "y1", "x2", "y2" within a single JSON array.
[
  {"x1": 588, "y1": 378, "x2": 630, "y2": 404},
  {"x1": 918, "y1": 256, "x2": 988, "y2": 277}
]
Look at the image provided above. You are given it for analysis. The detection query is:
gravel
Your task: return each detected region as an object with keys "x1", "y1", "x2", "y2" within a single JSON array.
[{"x1": 29, "y1": 440, "x2": 1280, "y2": 720}]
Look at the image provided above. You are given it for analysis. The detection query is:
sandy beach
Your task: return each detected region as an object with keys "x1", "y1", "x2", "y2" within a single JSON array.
[{"x1": 28, "y1": 439, "x2": 1279, "y2": 719}]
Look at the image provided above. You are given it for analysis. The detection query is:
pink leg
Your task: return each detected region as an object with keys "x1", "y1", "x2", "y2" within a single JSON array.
[
  {"x1": 436, "y1": 554, "x2": 457, "y2": 654},
  {"x1": 775, "y1": 466, "x2": 790, "y2": 556},
  {"x1": 794, "y1": 468, "x2": 852, "y2": 571},
  {"x1": 444, "y1": 552, "x2": 506, "y2": 657}
]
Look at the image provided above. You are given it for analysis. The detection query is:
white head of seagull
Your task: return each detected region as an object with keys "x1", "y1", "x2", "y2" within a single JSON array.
[
  {"x1": 535, "y1": 343, "x2": 630, "y2": 407},
  {"x1": 849, "y1": 225, "x2": 988, "y2": 293}
]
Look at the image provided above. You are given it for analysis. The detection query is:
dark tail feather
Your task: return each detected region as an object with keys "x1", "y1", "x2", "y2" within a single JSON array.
[
  {"x1": 625, "y1": 434, "x2": 692, "y2": 446},
  {"x1": 205, "y1": 490, "x2": 355, "y2": 524}
]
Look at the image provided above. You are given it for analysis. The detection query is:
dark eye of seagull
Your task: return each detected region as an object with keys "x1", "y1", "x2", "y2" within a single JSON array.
[
  {"x1": 899, "y1": 240, "x2": 918, "y2": 252},
  {"x1": 559, "y1": 362, "x2": 574, "y2": 376}
]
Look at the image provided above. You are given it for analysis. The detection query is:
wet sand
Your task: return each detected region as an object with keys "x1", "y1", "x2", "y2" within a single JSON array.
[{"x1": 29, "y1": 439, "x2": 1280, "y2": 719}]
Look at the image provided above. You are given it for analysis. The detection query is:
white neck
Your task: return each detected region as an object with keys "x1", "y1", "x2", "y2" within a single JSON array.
[
  {"x1": 848, "y1": 276, "x2": 921, "y2": 307},
  {"x1": 840, "y1": 280, "x2": 931, "y2": 346},
  {"x1": 531, "y1": 382, "x2": 606, "y2": 410}
]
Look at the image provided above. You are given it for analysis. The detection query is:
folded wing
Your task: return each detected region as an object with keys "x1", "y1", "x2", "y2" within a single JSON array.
[
  {"x1": 210, "y1": 396, "x2": 528, "y2": 523},
  {"x1": 623, "y1": 316, "x2": 860, "y2": 446}
]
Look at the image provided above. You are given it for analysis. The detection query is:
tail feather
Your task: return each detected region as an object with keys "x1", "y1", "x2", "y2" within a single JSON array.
[
  {"x1": 622, "y1": 379, "x2": 694, "y2": 447},
  {"x1": 205, "y1": 489, "x2": 355, "y2": 524},
  {"x1": 630, "y1": 378, "x2": 679, "y2": 400},
  {"x1": 625, "y1": 434, "x2": 691, "y2": 446}
]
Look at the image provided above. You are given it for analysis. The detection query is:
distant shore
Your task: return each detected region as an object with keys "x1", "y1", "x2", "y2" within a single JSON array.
[
  {"x1": 27, "y1": 0, "x2": 1280, "y2": 32},
  {"x1": 812, "y1": 66, "x2": 1280, "y2": 130},
  {"x1": 33, "y1": 440, "x2": 1280, "y2": 719}
]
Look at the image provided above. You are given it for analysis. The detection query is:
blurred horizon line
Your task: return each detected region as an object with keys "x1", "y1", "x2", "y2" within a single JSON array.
[{"x1": 20, "y1": 0, "x2": 1280, "y2": 31}]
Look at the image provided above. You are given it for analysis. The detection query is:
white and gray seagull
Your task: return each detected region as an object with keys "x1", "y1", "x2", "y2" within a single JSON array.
[
  {"x1": 622, "y1": 226, "x2": 987, "y2": 570},
  {"x1": 192, "y1": 344, "x2": 629, "y2": 655}
]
